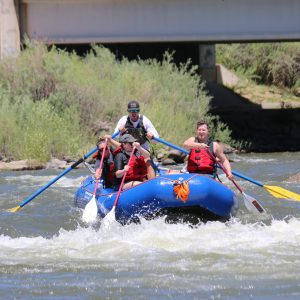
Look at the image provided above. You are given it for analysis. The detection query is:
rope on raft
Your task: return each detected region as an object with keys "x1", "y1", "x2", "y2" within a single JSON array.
[
  {"x1": 160, "y1": 174, "x2": 199, "y2": 203},
  {"x1": 81, "y1": 174, "x2": 199, "y2": 201},
  {"x1": 173, "y1": 180, "x2": 190, "y2": 203}
]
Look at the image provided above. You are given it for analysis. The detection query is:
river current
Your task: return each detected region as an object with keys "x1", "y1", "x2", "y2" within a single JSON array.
[{"x1": 0, "y1": 152, "x2": 300, "y2": 299}]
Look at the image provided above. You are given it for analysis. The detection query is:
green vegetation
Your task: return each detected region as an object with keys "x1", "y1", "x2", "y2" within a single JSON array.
[
  {"x1": 217, "y1": 43, "x2": 300, "y2": 90},
  {"x1": 0, "y1": 41, "x2": 232, "y2": 163},
  {"x1": 217, "y1": 43, "x2": 300, "y2": 101}
]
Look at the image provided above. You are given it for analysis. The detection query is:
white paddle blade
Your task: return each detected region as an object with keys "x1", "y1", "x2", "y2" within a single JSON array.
[
  {"x1": 82, "y1": 195, "x2": 98, "y2": 223},
  {"x1": 102, "y1": 206, "x2": 116, "y2": 228},
  {"x1": 242, "y1": 192, "x2": 266, "y2": 214}
]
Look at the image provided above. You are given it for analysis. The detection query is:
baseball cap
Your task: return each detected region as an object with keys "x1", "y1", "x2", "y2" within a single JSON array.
[
  {"x1": 119, "y1": 134, "x2": 137, "y2": 143},
  {"x1": 127, "y1": 100, "x2": 140, "y2": 112}
]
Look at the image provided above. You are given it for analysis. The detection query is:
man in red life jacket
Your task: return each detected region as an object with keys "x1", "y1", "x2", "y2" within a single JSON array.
[
  {"x1": 114, "y1": 134, "x2": 155, "y2": 191},
  {"x1": 183, "y1": 121, "x2": 233, "y2": 180}
]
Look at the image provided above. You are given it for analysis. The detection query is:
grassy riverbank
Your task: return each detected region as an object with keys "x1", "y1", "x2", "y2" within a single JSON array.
[
  {"x1": 0, "y1": 42, "x2": 232, "y2": 163},
  {"x1": 217, "y1": 43, "x2": 300, "y2": 106},
  {"x1": 1, "y1": 42, "x2": 298, "y2": 162}
]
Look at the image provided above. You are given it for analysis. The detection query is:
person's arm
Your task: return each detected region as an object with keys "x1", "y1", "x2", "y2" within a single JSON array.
[
  {"x1": 114, "y1": 153, "x2": 129, "y2": 178},
  {"x1": 114, "y1": 116, "x2": 127, "y2": 134},
  {"x1": 103, "y1": 135, "x2": 120, "y2": 149},
  {"x1": 183, "y1": 137, "x2": 208, "y2": 150},
  {"x1": 142, "y1": 116, "x2": 159, "y2": 139},
  {"x1": 133, "y1": 142, "x2": 150, "y2": 160},
  {"x1": 214, "y1": 143, "x2": 233, "y2": 180},
  {"x1": 94, "y1": 159, "x2": 100, "y2": 170},
  {"x1": 95, "y1": 167, "x2": 102, "y2": 180}
]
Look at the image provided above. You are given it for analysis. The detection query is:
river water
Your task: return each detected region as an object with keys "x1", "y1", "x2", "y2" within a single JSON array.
[{"x1": 0, "y1": 152, "x2": 300, "y2": 299}]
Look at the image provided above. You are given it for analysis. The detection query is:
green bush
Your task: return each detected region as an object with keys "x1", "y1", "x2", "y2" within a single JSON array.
[
  {"x1": 217, "y1": 43, "x2": 300, "y2": 89},
  {"x1": 0, "y1": 94, "x2": 85, "y2": 162},
  {"x1": 0, "y1": 94, "x2": 18, "y2": 158},
  {"x1": 0, "y1": 42, "x2": 233, "y2": 161}
]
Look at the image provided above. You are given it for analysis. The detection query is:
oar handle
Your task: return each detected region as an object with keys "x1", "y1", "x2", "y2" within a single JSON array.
[
  {"x1": 153, "y1": 137, "x2": 189, "y2": 155},
  {"x1": 230, "y1": 170, "x2": 263, "y2": 187},
  {"x1": 206, "y1": 149, "x2": 243, "y2": 193}
]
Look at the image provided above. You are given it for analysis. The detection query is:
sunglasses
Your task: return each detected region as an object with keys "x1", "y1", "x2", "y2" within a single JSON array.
[{"x1": 128, "y1": 110, "x2": 140, "y2": 113}]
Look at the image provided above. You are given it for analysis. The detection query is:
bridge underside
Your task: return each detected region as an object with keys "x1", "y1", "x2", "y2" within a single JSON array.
[
  {"x1": 20, "y1": 0, "x2": 300, "y2": 44},
  {"x1": 1, "y1": 0, "x2": 299, "y2": 81}
]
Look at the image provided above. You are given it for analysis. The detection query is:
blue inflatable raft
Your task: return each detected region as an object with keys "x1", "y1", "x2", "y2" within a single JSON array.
[{"x1": 74, "y1": 173, "x2": 238, "y2": 224}]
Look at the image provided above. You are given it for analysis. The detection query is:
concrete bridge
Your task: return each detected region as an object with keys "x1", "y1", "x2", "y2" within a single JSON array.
[{"x1": 1, "y1": 0, "x2": 300, "y2": 79}]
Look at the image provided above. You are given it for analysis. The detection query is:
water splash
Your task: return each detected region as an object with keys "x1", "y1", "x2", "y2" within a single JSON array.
[
  {"x1": 1, "y1": 217, "x2": 300, "y2": 265},
  {"x1": 4, "y1": 174, "x2": 85, "y2": 188}
]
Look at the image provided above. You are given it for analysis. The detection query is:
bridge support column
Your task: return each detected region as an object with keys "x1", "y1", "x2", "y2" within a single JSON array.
[
  {"x1": 198, "y1": 44, "x2": 216, "y2": 82},
  {"x1": 0, "y1": 0, "x2": 20, "y2": 59}
]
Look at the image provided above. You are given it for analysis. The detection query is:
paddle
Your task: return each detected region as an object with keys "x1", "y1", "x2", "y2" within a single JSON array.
[
  {"x1": 153, "y1": 137, "x2": 300, "y2": 201},
  {"x1": 228, "y1": 170, "x2": 300, "y2": 202},
  {"x1": 102, "y1": 146, "x2": 136, "y2": 227},
  {"x1": 82, "y1": 138, "x2": 108, "y2": 223},
  {"x1": 7, "y1": 132, "x2": 120, "y2": 212},
  {"x1": 206, "y1": 150, "x2": 266, "y2": 214}
]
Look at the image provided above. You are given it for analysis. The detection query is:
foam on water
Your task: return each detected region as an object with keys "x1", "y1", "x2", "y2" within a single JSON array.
[
  {"x1": 1, "y1": 154, "x2": 299, "y2": 298},
  {"x1": 1, "y1": 217, "x2": 300, "y2": 270},
  {"x1": 4, "y1": 174, "x2": 86, "y2": 188},
  {"x1": 242, "y1": 158, "x2": 277, "y2": 164},
  {"x1": 231, "y1": 154, "x2": 277, "y2": 164}
]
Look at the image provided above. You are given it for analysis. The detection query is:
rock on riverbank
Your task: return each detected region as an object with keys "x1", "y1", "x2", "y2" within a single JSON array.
[
  {"x1": 0, "y1": 142, "x2": 236, "y2": 171},
  {"x1": 287, "y1": 172, "x2": 300, "y2": 183},
  {"x1": 0, "y1": 159, "x2": 85, "y2": 171}
]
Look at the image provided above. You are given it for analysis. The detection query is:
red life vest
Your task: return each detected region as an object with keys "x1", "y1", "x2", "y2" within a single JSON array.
[
  {"x1": 112, "y1": 146, "x2": 122, "y2": 156},
  {"x1": 125, "y1": 155, "x2": 147, "y2": 181},
  {"x1": 113, "y1": 147, "x2": 147, "y2": 182},
  {"x1": 92, "y1": 149, "x2": 110, "y2": 159},
  {"x1": 187, "y1": 141, "x2": 216, "y2": 174},
  {"x1": 104, "y1": 163, "x2": 115, "y2": 187}
]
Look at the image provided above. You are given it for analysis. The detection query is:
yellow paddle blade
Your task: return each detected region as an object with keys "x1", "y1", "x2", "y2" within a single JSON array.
[
  {"x1": 7, "y1": 205, "x2": 21, "y2": 213},
  {"x1": 264, "y1": 185, "x2": 300, "y2": 201}
]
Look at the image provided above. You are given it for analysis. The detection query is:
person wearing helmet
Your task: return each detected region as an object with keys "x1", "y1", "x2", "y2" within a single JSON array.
[
  {"x1": 114, "y1": 100, "x2": 159, "y2": 152},
  {"x1": 113, "y1": 134, "x2": 155, "y2": 191}
]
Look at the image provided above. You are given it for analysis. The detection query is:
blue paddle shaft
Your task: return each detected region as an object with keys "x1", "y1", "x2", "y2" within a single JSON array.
[
  {"x1": 229, "y1": 170, "x2": 263, "y2": 187},
  {"x1": 153, "y1": 137, "x2": 264, "y2": 187},
  {"x1": 153, "y1": 137, "x2": 189, "y2": 154},
  {"x1": 20, "y1": 132, "x2": 120, "y2": 208}
]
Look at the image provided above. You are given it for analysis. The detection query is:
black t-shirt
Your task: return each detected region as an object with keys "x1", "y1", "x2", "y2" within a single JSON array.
[{"x1": 113, "y1": 149, "x2": 142, "y2": 187}]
